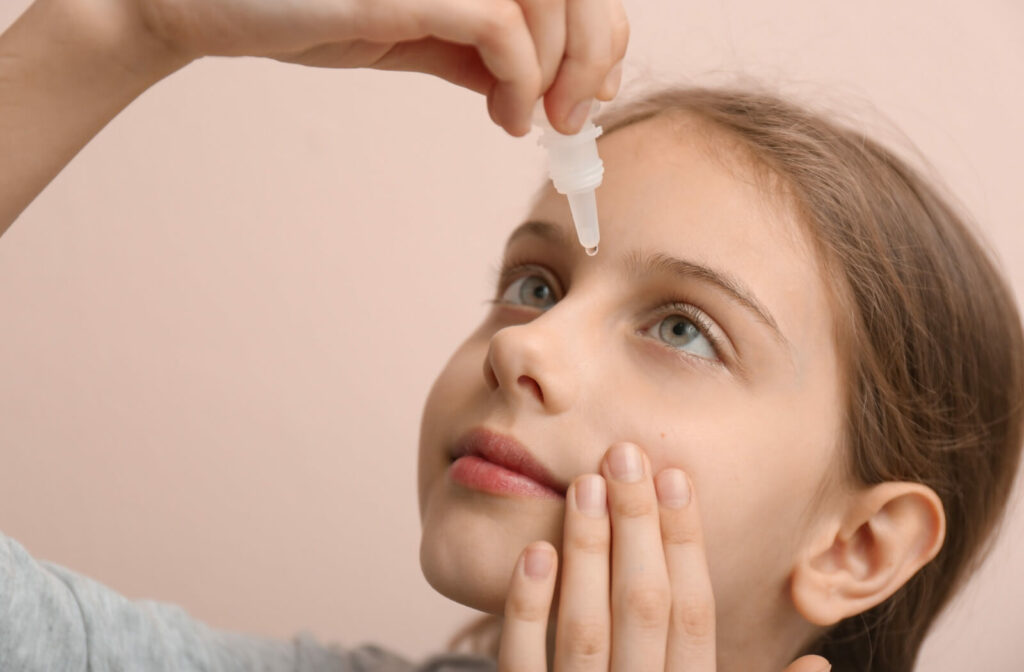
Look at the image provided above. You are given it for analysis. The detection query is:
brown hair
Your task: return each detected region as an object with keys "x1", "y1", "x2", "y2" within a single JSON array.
[{"x1": 447, "y1": 84, "x2": 1024, "y2": 671}]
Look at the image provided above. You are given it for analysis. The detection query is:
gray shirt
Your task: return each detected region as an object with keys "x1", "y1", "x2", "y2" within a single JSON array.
[{"x1": 0, "y1": 533, "x2": 496, "y2": 672}]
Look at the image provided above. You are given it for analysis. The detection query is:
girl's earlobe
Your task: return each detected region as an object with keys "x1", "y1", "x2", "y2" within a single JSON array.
[{"x1": 789, "y1": 482, "x2": 947, "y2": 627}]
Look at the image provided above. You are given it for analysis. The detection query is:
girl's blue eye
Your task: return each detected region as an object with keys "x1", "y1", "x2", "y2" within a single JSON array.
[
  {"x1": 653, "y1": 315, "x2": 717, "y2": 360},
  {"x1": 501, "y1": 275, "x2": 557, "y2": 309}
]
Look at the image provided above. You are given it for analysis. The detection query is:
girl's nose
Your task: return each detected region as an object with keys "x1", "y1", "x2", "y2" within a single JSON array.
[{"x1": 483, "y1": 320, "x2": 578, "y2": 415}]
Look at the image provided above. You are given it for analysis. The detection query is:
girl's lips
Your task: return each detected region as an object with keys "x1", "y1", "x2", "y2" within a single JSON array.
[
  {"x1": 448, "y1": 427, "x2": 567, "y2": 499},
  {"x1": 449, "y1": 455, "x2": 565, "y2": 499}
]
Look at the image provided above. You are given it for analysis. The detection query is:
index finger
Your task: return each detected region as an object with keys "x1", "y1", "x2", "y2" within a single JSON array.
[{"x1": 655, "y1": 468, "x2": 717, "y2": 672}]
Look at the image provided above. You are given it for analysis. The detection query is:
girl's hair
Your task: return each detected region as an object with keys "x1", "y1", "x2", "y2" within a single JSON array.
[{"x1": 447, "y1": 84, "x2": 1024, "y2": 671}]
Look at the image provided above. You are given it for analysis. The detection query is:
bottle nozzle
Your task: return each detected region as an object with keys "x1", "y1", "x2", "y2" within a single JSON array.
[
  {"x1": 534, "y1": 100, "x2": 604, "y2": 255},
  {"x1": 567, "y1": 191, "x2": 600, "y2": 256}
]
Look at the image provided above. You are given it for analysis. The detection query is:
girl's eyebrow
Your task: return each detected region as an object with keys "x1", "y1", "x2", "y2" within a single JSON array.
[
  {"x1": 505, "y1": 219, "x2": 570, "y2": 250},
  {"x1": 625, "y1": 250, "x2": 790, "y2": 349},
  {"x1": 505, "y1": 219, "x2": 790, "y2": 349}
]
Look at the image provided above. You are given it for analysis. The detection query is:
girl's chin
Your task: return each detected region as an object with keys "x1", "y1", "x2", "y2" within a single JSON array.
[
  {"x1": 419, "y1": 502, "x2": 559, "y2": 615},
  {"x1": 419, "y1": 533, "x2": 510, "y2": 615}
]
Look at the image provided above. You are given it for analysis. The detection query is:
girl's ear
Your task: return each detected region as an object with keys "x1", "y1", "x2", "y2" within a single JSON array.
[{"x1": 789, "y1": 481, "x2": 946, "y2": 626}]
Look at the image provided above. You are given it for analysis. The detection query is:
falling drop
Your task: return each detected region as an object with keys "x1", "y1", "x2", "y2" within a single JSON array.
[{"x1": 585, "y1": 245, "x2": 599, "y2": 256}]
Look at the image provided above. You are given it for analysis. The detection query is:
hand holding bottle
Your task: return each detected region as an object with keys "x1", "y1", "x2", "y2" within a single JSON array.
[
  {"x1": 0, "y1": 0, "x2": 628, "y2": 230},
  {"x1": 131, "y1": 0, "x2": 630, "y2": 136}
]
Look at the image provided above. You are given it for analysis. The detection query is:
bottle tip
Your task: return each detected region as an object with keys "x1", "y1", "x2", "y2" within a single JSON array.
[{"x1": 585, "y1": 245, "x2": 599, "y2": 256}]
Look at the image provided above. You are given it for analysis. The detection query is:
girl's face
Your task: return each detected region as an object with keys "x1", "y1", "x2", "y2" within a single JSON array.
[{"x1": 418, "y1": 115, "x2": 845, "y2": 639}]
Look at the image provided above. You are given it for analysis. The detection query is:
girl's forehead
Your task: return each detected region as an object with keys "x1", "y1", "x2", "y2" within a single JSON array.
[{"x1": 527, "y1": 117, "x2": 809, "y2": 268}]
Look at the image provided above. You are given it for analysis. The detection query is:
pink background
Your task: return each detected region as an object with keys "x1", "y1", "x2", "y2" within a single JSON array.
[{"x1": 1, "y1": 1, "x2": 1022, "y2": 667}]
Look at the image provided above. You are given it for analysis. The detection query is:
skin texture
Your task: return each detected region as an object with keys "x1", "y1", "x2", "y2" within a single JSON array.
[{"x1": 417, "y1": 115, "x2": 945, "y2": 671}]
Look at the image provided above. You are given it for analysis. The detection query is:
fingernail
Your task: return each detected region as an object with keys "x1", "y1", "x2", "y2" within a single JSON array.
[
  {"x1": 608, "y1": 443, "x2": 643, "y2": 482},
  {"x1": 565, "y1": 99, "x2": 592, "y2": 132},
  {"x1": 656, "y1": 469, "x2": 691, "y2": 509},
  {"x1": 524, "y1": 546, "x2": 553, "y2": 579},
  {"x1": 574, "y1": 475, "x2": 607, "y2": 517}
]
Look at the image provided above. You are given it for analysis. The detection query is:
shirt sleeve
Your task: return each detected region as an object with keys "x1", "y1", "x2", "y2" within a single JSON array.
[{"x1": 0, "y1": 531, "x2": 409, "y2": 672}]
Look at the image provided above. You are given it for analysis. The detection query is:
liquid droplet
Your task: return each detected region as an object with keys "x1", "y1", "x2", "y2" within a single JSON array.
[{"x1": 585, "y1": 245, "x2": 599, "y2": 256}]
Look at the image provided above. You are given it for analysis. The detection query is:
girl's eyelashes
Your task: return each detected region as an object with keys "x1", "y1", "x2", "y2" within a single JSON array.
[
  {"x1": 500, "y1": 274, "x2": 558, "y2": 310},
  {"x1": 492, "y1": 263, "x2": 728, "y2": 364},
  {"x1": 640, "y1": 302, "x2": 724, "y2": 363},
  {"x1": 493, "y1": 263, "x2": 563, "y2": 309}
]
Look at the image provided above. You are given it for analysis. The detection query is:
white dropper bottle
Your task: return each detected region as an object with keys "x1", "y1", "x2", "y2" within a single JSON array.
[{"x1": 534, "y1": 101, "x2": 604, "y2": 255}]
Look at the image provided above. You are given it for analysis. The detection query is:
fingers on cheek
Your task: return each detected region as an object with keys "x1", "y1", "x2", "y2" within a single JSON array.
[
  {"x1": 555, "y1": 476, "x2": 612, "y2": 670},
  {"x1": 654, "y1": 469, "x2": 692, "y2": 515},
  {"x1": 509, "y1": 542, "x2": 558, "y2": 619},
  {"x1": 499, "y1": 543, "x2": 558, "y2": 672},
  {"x1": 655, "y1": 469, "x2": 719, "y2": 664},
  {"x1": 654, "y1": 468, "x2": 705, "y2": 554}
]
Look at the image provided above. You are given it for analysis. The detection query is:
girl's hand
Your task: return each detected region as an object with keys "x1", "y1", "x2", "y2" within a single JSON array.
[
  {"x1": 131, "y1": 0, "x2": 629, "y2": 135},
  {"x1": 498, "y1": 442, "x2": 832, "y2": 672}
]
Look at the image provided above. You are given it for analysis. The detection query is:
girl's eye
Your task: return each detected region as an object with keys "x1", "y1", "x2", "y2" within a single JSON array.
[
  {"x1": 500, "y1": 274, "x2": 557, "y2": 310},
  {"x1": 650, "y1": 314, "x2": 717, "y2": 360}
]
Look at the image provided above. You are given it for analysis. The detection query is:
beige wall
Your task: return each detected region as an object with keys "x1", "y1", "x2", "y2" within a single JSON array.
[{"x1": 1, "y1": 0, "x2": 1022, "y2": 667}]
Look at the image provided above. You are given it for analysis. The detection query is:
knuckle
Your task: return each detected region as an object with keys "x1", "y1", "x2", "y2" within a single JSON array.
[
  {"x1": 567, "y1": 38, "x2": 613, "y2": 75},
  {"x1": 671, "y1": 599, "x2": 716, "y2": 641},
  {"x1": 592, "y1": 53, "x2": 615, "y2": 74},
  {"x1": 611, "y1": 494, "x2": 657, "y2": 519},
  {"x1": 659, "y1": 521, "x2": 701, "y2": 547},
  {"x1": 481, "y1": 2, "x2": 526, "y2": 45},
  {"x1": 567, "y1": 529, "x2": 609, "y2": 554},
  {"x1": 560, "y1": 619, "x2": 608, "y2": 659},
  {"x1": 621, "y1": 585, "x2": 670, "y2": 627},
  {"x1": 573, "y1": 49, "x2": 613, "y2": 78},
  {"x1": 507, "y1": 591, "x2": 548, "y2": 623}
]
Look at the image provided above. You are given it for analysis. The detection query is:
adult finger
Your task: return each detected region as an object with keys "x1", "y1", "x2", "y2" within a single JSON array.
[
  {"x1": 498, "y1": 542, "x2": 559, "y2": 672},
  {"x1": 543, "y1": 0, "x2": 613, "y2": 133},
  {"x1": 596, "y1": 61, "x2": 622, "y2": 101},
  {"x1": 554, "y1": 474, "x2": 611, "y2": 672},
  {"x1": 540, "y1": 0, "x2": 610, "y2": 134},
  {"x1": 595, "y1": 0, "x2": 629, "y2": 100},
  {"x1": 371, "y1": 38, "x2": 495, "y2": 95},
  {"x1": 412, "y1": 0, "x2": 543, "y2": 135},
  {"x1": 655, "y1": 469, "x2": 716, "y2": 672},
  {"x1": 518, "y1": 0, "x2": 567, "y2": 94},
  {"x1": 602, "y1": 443, "x2": 671, "y2": 672}
]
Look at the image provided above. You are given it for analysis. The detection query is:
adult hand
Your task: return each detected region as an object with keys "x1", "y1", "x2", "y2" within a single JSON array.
[
  {"x1": 132, "y1": 0, "x2": 630, "y2": 135},
  {"x1": 498, "y1": 442, "x2": 832, "y2": 672}
]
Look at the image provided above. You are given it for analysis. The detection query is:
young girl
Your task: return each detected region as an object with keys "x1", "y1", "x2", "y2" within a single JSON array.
[
  {"x1": 426, "y1": 89, "x2": 1023, "y2": 672},
  {"x1": 1, "y1": 2, "x2": 1020, "y2": 672}
]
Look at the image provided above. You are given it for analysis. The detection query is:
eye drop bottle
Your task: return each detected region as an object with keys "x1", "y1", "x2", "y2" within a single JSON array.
[{"x1": 535, "y1": 101, "x2": 604, "y2": 255}]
